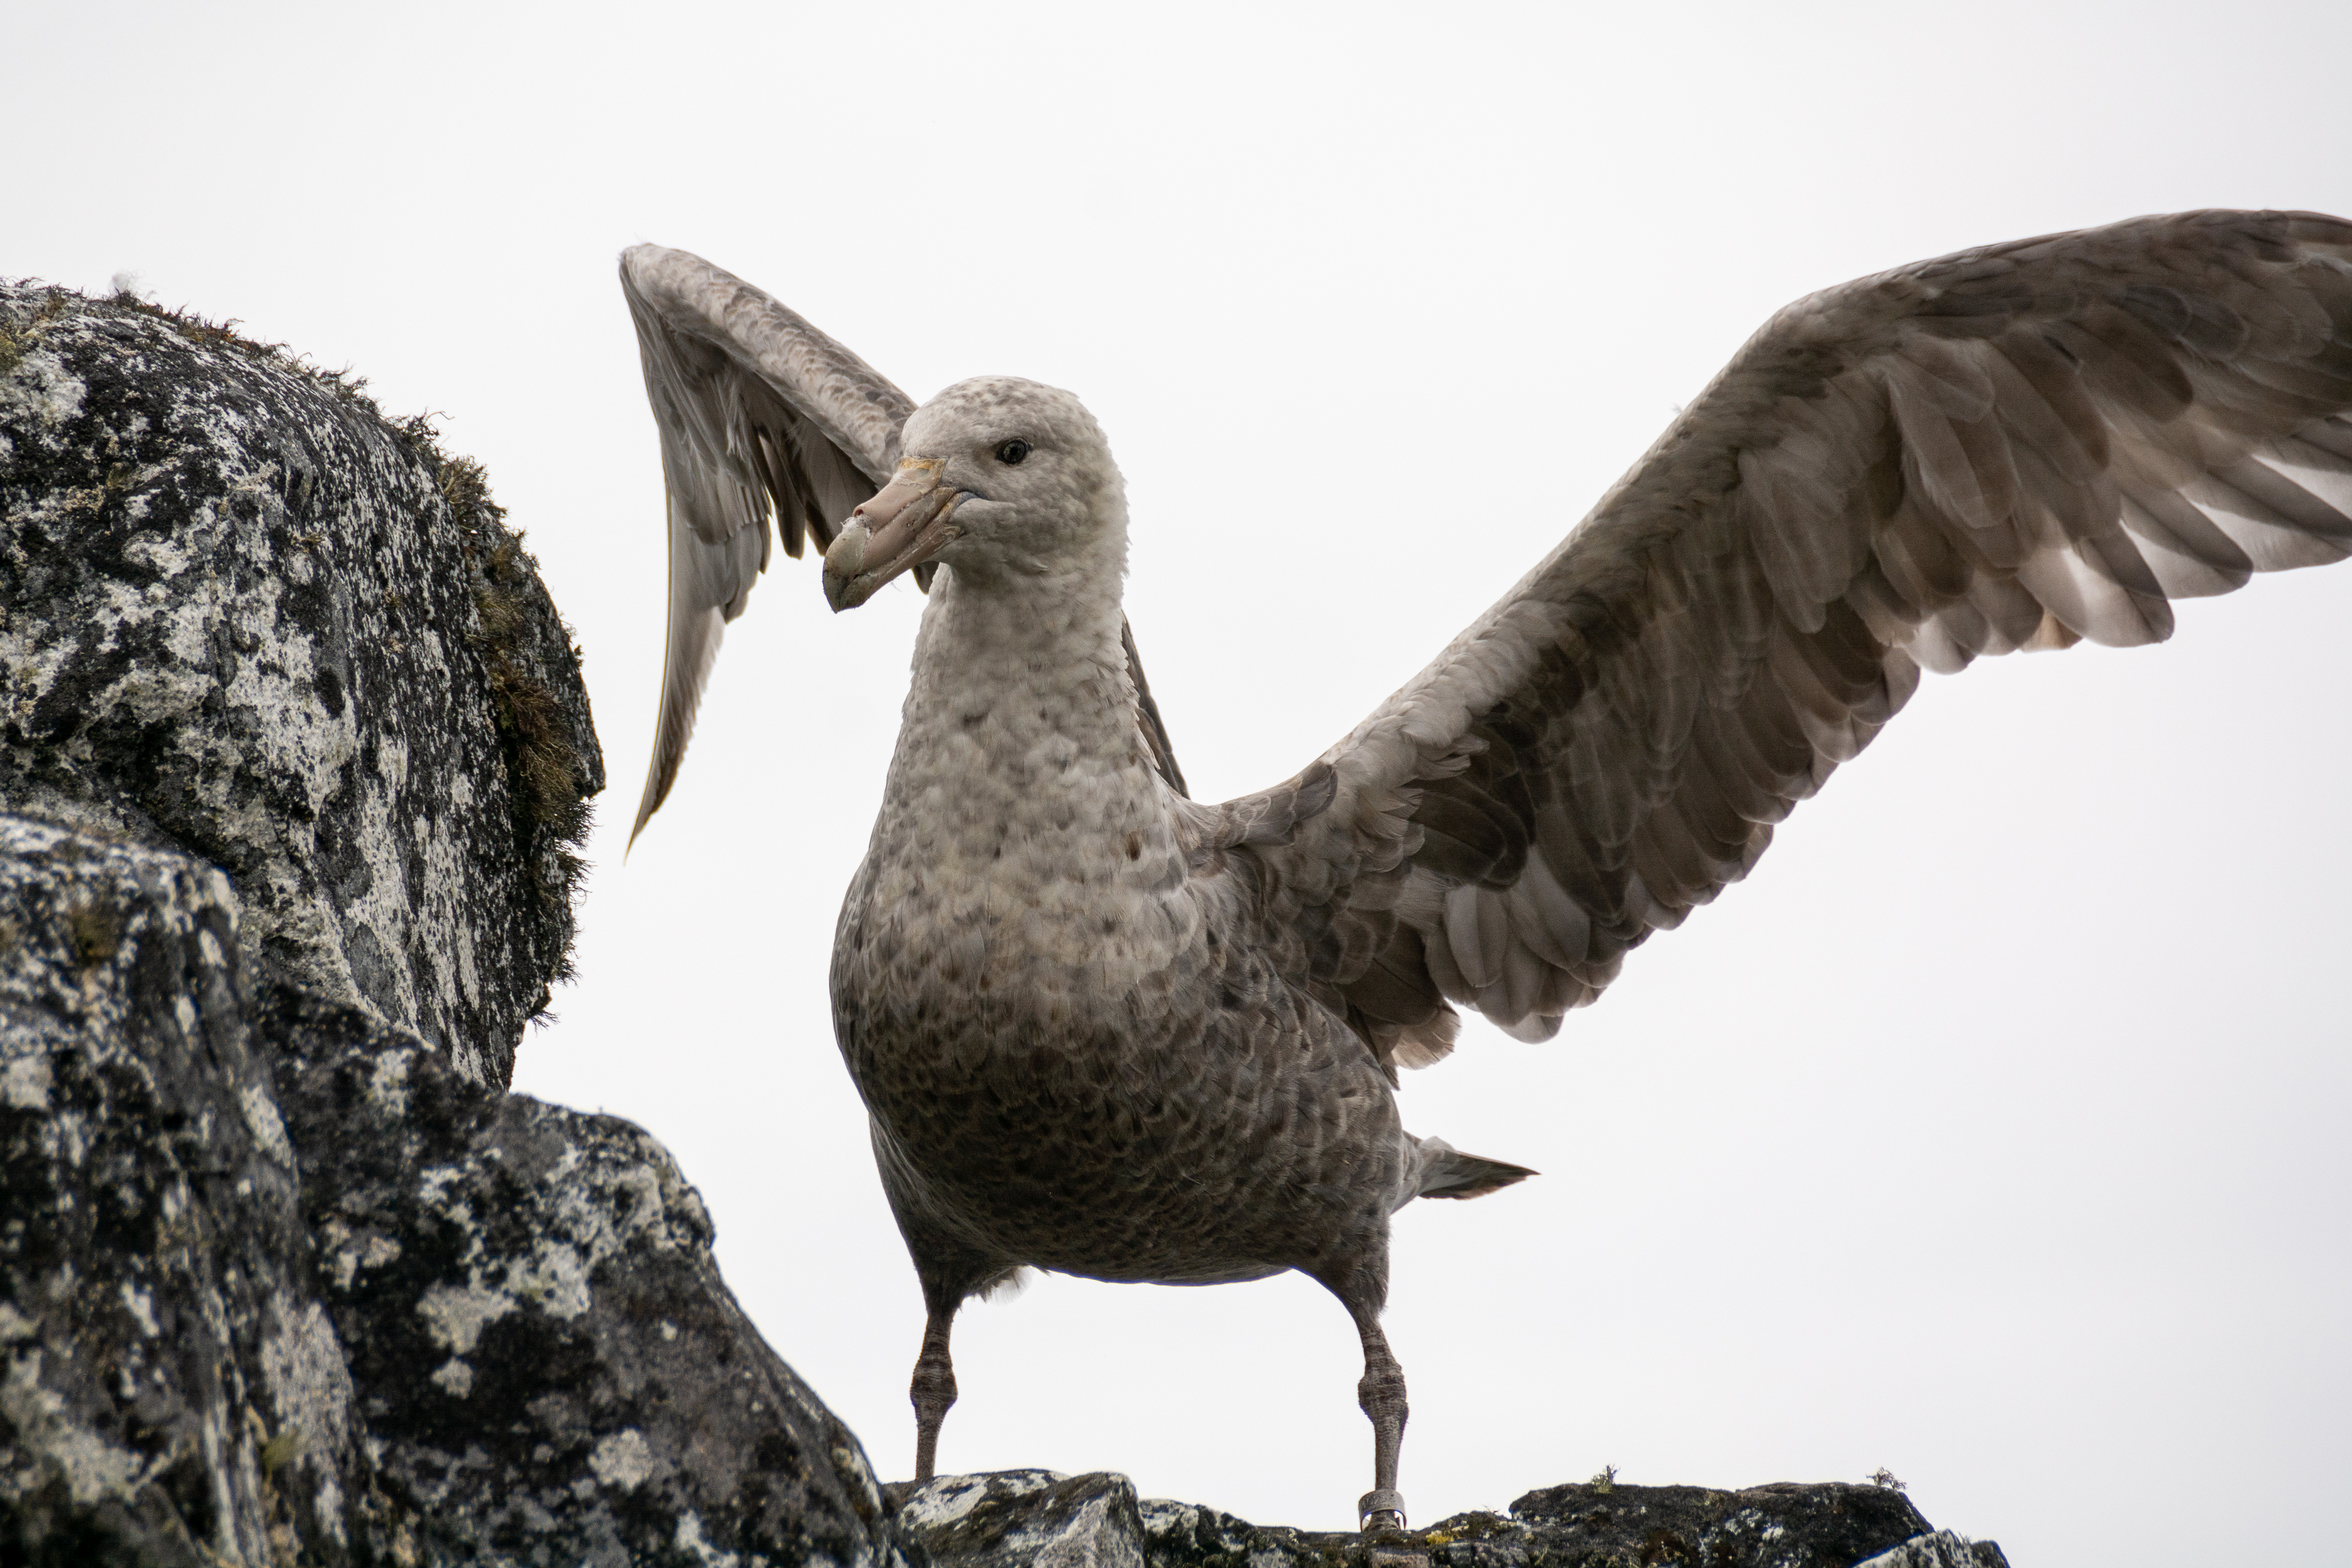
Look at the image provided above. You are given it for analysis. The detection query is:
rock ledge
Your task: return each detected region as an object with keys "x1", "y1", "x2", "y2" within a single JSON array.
[{"x1": 892, "y1": 1469, "x2": 2010, "y2": 1567}]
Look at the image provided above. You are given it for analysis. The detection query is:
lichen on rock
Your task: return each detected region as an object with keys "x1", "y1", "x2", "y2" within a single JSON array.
[
  {"x1": 0, "y1": 280, "x2": 602, "y2": 1085},
  {"x1": 1, "y1": 816, "x2": 918, "y2": 1565},
  {"x1": 894, "y1": 1472, "x2": 2013, "y2": 1567},
  {"x1": 4, "y1": 285, "x2": 919, "y2": 1566},
  {"x1": 0, "y1": 818, "x2": 367, "y2": 1566},
  {"x1": 266, "y1": 981, "x2": 911, "y2": 1567}
]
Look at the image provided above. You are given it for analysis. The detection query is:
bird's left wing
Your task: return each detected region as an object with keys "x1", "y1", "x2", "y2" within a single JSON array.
[
  {"x1": 622, "y1": 245, "x2": 1190, "y2": 839},
  {"x1": 620, "y1": 244, "x2": 916, "y2": 842},
  {"x1": 1192, "y1": 209, "x2": 2352, "y2": 1077}
]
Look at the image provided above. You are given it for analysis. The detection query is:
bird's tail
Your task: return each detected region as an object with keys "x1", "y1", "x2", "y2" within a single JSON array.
[{"x1": 1414, "y1": 1136, "x2": 1537, "y2": 1200}]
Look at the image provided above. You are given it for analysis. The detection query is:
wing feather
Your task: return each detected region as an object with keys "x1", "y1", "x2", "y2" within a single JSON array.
[
  {"x1": 1209, "y1": 209, "x2": 2352, "y2": 1069},
  {"x1": 621, "y1": 245, "x2": 1190, "y2": 841},
  {"x1": 621, "y1": 245, "x2": 916, "y2": 842}
]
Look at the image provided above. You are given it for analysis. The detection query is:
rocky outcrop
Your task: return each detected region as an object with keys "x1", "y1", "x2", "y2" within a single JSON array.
[
  {"x1": 265, "y1": 978, "x2": 903, "y2": 1566},
  {"x1": 894, "y1": 1470, "x2": 2010, "y2": 1567},
  {"x1": 1, "y1": 280, "x2": 599, "y2": 1085},
  {"x1": 2, "y1": 283, "x2": 912, "y2": 1566},
  {"x1": 0, "y1": 814, "x2": 914, "y2": 1566},
  {"x1": 0, "y1": 818, "x2": 365, "y2": 1566}
]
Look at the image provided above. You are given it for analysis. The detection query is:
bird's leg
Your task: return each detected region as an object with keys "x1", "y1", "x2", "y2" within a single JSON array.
[
  {"x1": 910, "y1": 1305, "x2": 958, "y2": 1482},
  {"x1": 1353, "y1": 1311, "x2": 1409, "y2": 1533}
]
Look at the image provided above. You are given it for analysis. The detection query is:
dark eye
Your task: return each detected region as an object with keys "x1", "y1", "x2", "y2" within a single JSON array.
[{"x1": 994, "y1": 439, "x2": 1032, "y2": 466}]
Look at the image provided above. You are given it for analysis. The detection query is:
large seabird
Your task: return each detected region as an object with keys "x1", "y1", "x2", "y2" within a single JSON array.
[{"x1": 620, "y1": 210, "x2": 2352, "y2": 1532}]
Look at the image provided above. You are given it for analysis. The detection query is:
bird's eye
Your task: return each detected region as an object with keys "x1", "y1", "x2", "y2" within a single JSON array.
[{"x1": 994, "y1": 439, "x2": 1032, "y2": 466}]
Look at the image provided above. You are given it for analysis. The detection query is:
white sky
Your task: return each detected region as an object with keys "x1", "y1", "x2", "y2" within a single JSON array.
[{"x1": 15, "y1": 4, "x2": 2351, "y2": 1562}]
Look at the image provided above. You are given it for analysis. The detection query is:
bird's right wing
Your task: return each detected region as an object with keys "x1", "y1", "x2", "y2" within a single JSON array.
[
  {"x1": 620, "y1": 244, "x2": 917, "y2": 842},
  {"x1": 1195, "y1": 209, "x2": 2352, "y2": 1075}
]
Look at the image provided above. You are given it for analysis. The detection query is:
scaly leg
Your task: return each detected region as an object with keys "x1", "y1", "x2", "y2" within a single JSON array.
[
  {"x1": 1353, "y1": 1310, "x2": 1409, "y2": 1533},
  {"x1": 910, "y1": 1305, "x2": 958, "y2": 1482}
]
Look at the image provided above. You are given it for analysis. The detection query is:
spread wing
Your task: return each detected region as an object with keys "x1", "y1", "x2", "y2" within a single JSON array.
[
  {"x1": 1202, "y1": 209, "x2": 2352, "y2": 1073},
  {"x1": 621, "y1": 243, "x2": 913, "y2": 842},
  {"x1": 620, "y1": 245, "x2": 1188, "y2": 842}
]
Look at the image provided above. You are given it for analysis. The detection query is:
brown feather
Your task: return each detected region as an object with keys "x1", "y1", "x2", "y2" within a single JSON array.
[{"x1": 1218, "y1": 210, "x2": 2352, "y2": 1047}]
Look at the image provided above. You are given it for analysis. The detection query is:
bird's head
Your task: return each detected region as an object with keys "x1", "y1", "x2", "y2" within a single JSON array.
[{"x1": 822, "y1": 377, "x2": 1122, "y2": 611}]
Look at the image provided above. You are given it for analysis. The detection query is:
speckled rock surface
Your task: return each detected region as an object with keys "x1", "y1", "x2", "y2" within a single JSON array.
[
  {"x1": 897, "y1": 1470, "x2": 1144, "y2": 1568},
  {"x1": 265, "y1": 979, "x2": 913, "y2": 1567},
  {"x1": 0, "y1": 282, "x2": 600, "y2": 1086},
  {"x1": 2, "y1": 816, "x2": 918, "y2": 1566},
  {"x1": 1, "y1": 285, "x2": 918, "y2": 1564},
  {"x1": 1853, "y1": 1531, "x2": 2007, "y2": 1568},
  {"x1": 0, "y1": 818, "x2": 368, "y2": 1567},
  {"x1": 1489, "y1": 1480, "x2": 2007, "y2": 1568},
  {"x1": 897, "y1": 1472, "x2": 2010, "y2": 1568}
]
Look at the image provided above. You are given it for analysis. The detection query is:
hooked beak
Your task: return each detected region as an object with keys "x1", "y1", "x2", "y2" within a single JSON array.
[{"x1": 823, "y1": 459, "x2": 968, "y2": 612}]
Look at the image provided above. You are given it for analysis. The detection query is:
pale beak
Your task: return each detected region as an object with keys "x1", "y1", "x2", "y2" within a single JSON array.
[{"x1": 823, "y1": 460, "x2": 967, "y2": 612}]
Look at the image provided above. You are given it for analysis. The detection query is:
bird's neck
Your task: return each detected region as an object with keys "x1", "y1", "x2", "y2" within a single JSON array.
[
  {"x1": 894, "y1": 539, "x2": 1146, "y2": 798},
  {"x1": 841, "y1": 513, "x2": 1205, "y2": 1037},
  {"x1": 863, "y1": 536, "x2": 1188, "y2": 928}
]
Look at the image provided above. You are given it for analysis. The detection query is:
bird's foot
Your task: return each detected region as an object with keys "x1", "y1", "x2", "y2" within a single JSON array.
[{"x1": 1358, "y1": 1488, "x2": 1408, "y2": 1534}]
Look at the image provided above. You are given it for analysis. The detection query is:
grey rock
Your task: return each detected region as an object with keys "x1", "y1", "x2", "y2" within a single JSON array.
[
  {"x1": 264, "y1": 975, "x2": 912, "y2": 1567},
  {"x1": 1, "y1": 814, "x2": 918, "y2": 1566},
  {"x1": 0, "y1": 281, "x2": 602, "y2": 1086},
  {"x1": 900, "y1": 1472, "x2": 2009, "y2": 1568},
  {"x1": 3, "y1": 283, "x2": 914, "y2": 1564},
  {"x1": 1458, "y1": 1479, "x2": 1958, "y2": 1568},
  {"x1": 899, "y1": 1471, "x2": 1144, "y2": 1567},
  {"x1": 1852, "y1": 1530, "x2": 2009, "y2": 1568},
  {"x1": 0, "y1": 818, "x2": 369, "y2": 1566}
]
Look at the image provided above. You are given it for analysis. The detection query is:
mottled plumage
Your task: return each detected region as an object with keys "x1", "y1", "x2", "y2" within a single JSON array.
[{"x1": 620, "y1": 210, "x2": 2352, "y2": 1530}]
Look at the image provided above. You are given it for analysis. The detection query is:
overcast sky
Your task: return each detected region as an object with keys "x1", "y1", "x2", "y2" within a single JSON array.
[{"x1": 14, "y1": 3, "x2": 2351, "y2": 1562}]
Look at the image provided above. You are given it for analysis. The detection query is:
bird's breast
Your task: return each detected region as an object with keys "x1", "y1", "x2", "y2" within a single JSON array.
[
  {"x1": 832, "y1": 761, "x2": 1202, "y2": 1069},
  {"x1": 820, "y1": 579, "x2": 1410, "y2": 1274},
  {"x1": 838, "y1": 632, "x2": 1202, "y2": 1039},
  {"x1": 830, "y1": 821, "x2": 1409, "y2": 1279}
]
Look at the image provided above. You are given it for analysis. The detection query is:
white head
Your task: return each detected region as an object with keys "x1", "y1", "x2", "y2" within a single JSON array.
[{"x1": 822, "y1": 377, "x2": 1126, "y2": 611}]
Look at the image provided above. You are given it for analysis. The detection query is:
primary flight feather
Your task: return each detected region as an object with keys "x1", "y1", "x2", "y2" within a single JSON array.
[{"x1": 620, "y1": 209, "x2": 2352, "y2": 1531}]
